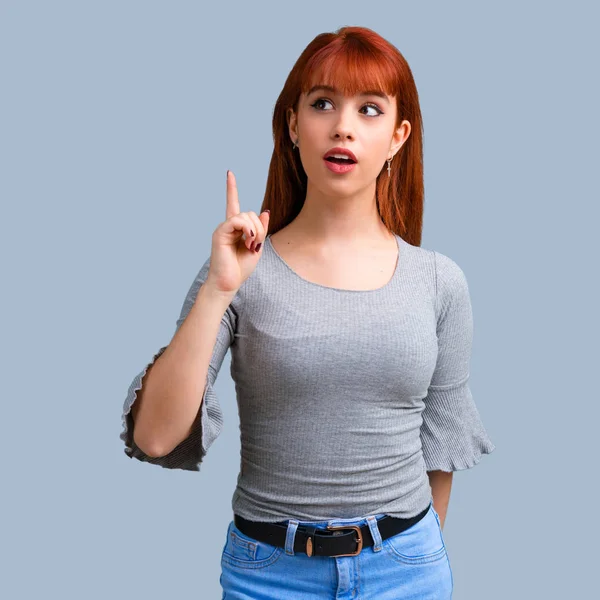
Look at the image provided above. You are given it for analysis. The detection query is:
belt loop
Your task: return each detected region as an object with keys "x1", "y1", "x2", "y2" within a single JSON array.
[
  {"x1": 285, "y1": 519, "x2": 299, "y2": 556},
  {"x1": 366, "y1": 515, "x2": 384, "y2": 552}
]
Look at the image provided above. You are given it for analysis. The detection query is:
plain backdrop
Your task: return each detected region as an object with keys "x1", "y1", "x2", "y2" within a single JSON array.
[{"x1": 1, "y1": 1, "x2": 598, "y2": 598}]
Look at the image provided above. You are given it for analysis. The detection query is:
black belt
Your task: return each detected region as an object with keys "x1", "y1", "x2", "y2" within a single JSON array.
[{"x1": 233, "y1": 502, "x2": 431, "y2": 558}]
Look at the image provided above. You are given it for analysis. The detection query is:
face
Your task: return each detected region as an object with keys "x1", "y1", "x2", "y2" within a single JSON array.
[{"x1": 287, "y1": 85, "x2": 411, "y2": 195}]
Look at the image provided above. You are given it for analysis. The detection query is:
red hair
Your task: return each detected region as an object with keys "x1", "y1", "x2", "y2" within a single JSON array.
[{"x1": 261, "y1": 26, "x2": 425, "y2": 247}]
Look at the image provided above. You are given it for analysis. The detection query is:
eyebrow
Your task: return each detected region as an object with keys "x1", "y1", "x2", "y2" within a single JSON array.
[{"x1": 306, "y1": 84, "x2": 390, "y2": 102}]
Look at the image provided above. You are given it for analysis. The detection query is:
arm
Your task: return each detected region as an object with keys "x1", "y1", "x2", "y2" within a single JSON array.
[
  {"x1": 427, "y1": 470, "x2": 453, "y2": 530},
  {"x1": 420, "y1": 252, "x2": 495, "y2": 527},
  {"x1": 132, "y1": 280, "x2": 236, "y2": 457}
]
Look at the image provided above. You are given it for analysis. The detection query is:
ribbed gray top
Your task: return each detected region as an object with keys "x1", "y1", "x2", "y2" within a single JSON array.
[{"x1": 120, "y1": 233, "x2": 496, "y2": 522}]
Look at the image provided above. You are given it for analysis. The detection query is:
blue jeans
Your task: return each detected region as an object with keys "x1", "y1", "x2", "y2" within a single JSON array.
[{"x1": 219, "y1": 501, "x2": 453, "y2": 599}]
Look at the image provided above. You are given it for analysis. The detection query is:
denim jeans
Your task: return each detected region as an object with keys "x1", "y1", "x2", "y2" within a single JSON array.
[{"x1": 219, "y1": 501, "x2": 453, "y2": 599}]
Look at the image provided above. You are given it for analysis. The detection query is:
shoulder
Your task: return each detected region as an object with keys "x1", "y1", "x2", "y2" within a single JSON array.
[
  {"x1": 397, "y1": 234, "x2": 436, "y2": 273},
  {"x1": 400, "y1": 236, "x2": 470, "y2": 316},
  {"x1": 398, "y1": 236, "x2": 468, "y2": 282},
  {"x1": 432, "y1": 250, "x2": 469, "y2": 292}
]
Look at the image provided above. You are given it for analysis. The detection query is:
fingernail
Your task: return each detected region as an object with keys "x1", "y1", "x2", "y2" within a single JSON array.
[
  {"x1": 226, "y1": 170, "x2": 229, "y2": 179},
  {"x1": 255, "y1": 243, "x2": 262, "y2": 252},
  {"x1": 250, "y1": 230, "x2": 254, "y2": 237},
  {"x1": 265, "y1": 210, "x2": 270, "y2": 215}
]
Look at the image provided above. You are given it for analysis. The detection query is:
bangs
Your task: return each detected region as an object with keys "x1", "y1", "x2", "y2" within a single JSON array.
[{"x1": 300, "y1": 40, "x2": 397, "y2": 99}]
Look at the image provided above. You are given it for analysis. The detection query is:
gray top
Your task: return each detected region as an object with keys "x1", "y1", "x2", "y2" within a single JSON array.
[{"x1": 120, "y1": 233, "x2": 496, "y2": 522}]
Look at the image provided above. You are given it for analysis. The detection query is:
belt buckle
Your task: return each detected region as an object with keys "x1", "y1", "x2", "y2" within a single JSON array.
[{"x1": 324, "y1": 524, "x2": 363, "y2": 557}]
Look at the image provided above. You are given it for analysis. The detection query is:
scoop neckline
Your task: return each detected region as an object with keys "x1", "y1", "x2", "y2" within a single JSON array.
[{"x1": 265, "y1": 233, "x2": 404, "y2": 294}]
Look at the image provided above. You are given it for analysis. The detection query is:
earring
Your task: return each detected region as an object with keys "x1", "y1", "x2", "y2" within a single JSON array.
[
  {"x1": 387, "y1": 157, "x2": 392, "y2": 177},
  {"x1": 293, "y1": 138, "x2": 299, "y2": 150}
]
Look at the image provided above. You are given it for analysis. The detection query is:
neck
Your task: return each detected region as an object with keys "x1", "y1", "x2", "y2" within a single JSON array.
[{"x1": 287, "y1": 180, "x2": 393, "y2": 247}]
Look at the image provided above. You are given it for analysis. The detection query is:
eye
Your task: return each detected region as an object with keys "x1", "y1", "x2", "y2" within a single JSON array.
[
  {"x1": 361, "y1": 103, "x2": 384, "y2": 117},
  {"x1": 310, "y1": 98, "x2": 333, "y2": 111},
  {"x1": 310, "y1": 98, "x2": 384, "y2": 117}
]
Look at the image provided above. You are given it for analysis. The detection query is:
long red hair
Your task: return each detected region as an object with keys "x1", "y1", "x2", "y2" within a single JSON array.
[{"x1": 261, "y1": 26, "x2": 425, "y2": 247}]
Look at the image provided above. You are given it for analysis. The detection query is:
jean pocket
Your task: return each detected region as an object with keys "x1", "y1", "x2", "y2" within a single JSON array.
[
  {"x1": 381, "y1": 504, "x2": 447, "y2": 565},
  {"x1": 221, "y1": 520, "x2": 284, "y2": 570}
]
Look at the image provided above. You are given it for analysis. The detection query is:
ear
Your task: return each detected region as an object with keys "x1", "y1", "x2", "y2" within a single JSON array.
[
  {"x1": 287, "y1": 107, "x2": 298, "y2": 143},
  {"x1": 389, "y1": 119, "x2": 411, "y2": 158}
]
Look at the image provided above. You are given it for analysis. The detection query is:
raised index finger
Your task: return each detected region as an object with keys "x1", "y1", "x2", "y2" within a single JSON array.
[{"x1": 226, "y1": 170, "x2": 240, "y2": 220}]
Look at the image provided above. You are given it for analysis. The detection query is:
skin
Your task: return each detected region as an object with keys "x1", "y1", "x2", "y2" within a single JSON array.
[
  {"x1": 286, "y1": 87, "x2": 453, "y2": 530},
  {"x1": 428, "y1": 471, "x2": 452, "y2": 530},
  {"x1": 285, "y1": 85, "x2": 410, "y2": 249}
]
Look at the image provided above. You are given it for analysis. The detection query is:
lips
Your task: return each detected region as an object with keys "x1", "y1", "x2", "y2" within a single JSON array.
[{"x1": 323, "y1": 147, "x2": 358, "y2": 163}]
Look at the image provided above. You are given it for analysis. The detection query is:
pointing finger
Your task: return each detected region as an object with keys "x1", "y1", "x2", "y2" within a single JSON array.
[{"x1": 226, "y1": 170, "x2": 240, "y2": 220}]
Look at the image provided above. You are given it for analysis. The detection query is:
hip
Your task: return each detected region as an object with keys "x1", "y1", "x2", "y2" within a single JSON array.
[{"x1": 219, "y1": 501, "x2": 453, "y2": 599}]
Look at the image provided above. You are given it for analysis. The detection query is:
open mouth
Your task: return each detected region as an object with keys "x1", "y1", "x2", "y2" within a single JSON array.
[{"x1": 324, "y1": 157, "x2": 356, "y2": 165}]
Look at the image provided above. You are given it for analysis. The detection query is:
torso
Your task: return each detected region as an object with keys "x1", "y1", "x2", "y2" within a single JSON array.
[{"x1": 268, "y1": 228, "x2": 400, "y2": 292}]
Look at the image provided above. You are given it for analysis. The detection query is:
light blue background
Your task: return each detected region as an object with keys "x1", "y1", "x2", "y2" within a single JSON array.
[{"x1": 2, "y1": 1, "x2": 597, "y2": 598}]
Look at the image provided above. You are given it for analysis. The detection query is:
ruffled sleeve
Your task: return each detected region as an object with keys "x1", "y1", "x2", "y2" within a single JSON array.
[
  {"x1": 119, "y1": 256, "x2": 237, "y2": 471},
  {"x1": 420, "y1": 251, "x2": 496, "y2": 472}
]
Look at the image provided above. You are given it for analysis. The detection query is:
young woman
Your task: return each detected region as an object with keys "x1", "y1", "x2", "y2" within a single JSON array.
[{"x1": 120, "y1": 25, "x2": 495, "y2": 599}]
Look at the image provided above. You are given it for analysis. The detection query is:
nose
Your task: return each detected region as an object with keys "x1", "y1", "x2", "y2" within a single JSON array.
[
  {"x1": 331, "y1": 109, "x2": 355, "y2": 141},
  {"x1": 334, "y1": 132, "x2": 353, "y2": 142},
  {"x1": 332, "y1": 127, "x2": 354, "y2": 142}
]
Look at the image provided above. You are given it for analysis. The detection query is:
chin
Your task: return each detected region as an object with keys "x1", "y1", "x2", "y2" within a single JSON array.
[{"x1": 318, "y1": 180, "x2": 364, "y2": 197}]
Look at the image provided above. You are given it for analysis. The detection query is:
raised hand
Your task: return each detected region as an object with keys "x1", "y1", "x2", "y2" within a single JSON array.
[{"x1": 205, "y1": 170, "x2": 270, "y2": 295}]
